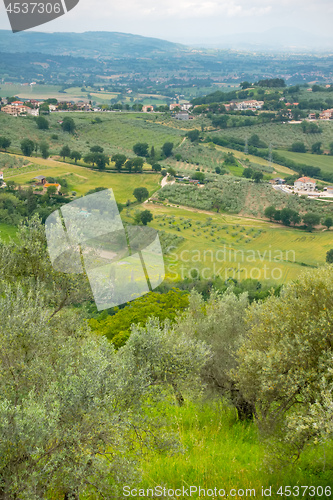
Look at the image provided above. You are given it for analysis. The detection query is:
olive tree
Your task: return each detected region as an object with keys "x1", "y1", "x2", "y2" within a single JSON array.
[
  {"x1": 0, "y1": 283, "x2": 150, "y2": 499},
  {"x1": 236, "y1": 266, "x2": 333, "y2": 462},
  {"x1": 175, "y1": 289, "x2": 253, "y2": 419}
]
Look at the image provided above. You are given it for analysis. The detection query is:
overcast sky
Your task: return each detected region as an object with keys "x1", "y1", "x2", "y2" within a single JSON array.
[{"x1": 1, "y1": 0, "x2": 333, "y2": 45}]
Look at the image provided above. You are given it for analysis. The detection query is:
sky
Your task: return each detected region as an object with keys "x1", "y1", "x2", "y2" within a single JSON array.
[{"x1": 1, "y1": 0, "x2": 333, "y2": 46}]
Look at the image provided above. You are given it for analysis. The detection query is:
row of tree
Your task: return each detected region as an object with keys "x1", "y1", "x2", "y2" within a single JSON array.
[{"x1": 264, "y1": 205, "x2": 332, "y2": 231}]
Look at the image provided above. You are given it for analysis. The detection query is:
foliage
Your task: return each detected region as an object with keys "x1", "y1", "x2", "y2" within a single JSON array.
[
  {"x1": 140, "y1": 209, "x2": 153, "y2": 225},
  {"x1": 20, "y1": 138, "x2": 35, "y2": 156},
  {"x1": 35, "y1": 116, "x2": 49, "y2": 130},
  {"x1": 162, "y1": 142, "x2": 174, "y2": 157},
  {"x1": 61, "y1": 117, "x2": 76, "y2": 134},
  {"x1": 326, "y1": 249, "x2": 333, "y2": 263},
  {"x1": 133, "y1": 142, "x2": 149, "y2": 157},
  {"x1": 236, "y1": 266, "x2": 333, "y2": 462},
  {"x1": 89, "y1": 290, "x2": 189, "y2": 348},
  {"x1": 133, "y1": 186, "x2": 149, "y2": 202},
  {"x1": 175, "y1": 290, "x2": 253, "y2": 419}
]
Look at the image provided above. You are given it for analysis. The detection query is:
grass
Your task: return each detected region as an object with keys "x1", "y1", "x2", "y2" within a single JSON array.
[
  {"x1": 3, "y1": 156, "x2": 161, "y2": 202},
  {"x1": 136, "y1": 204, "x2": 333, "y2": 284},
  {"x1": 139, "y1": 401, "x2": 333, "y2": 499},
  {"x1": 208, "y1": 121, "x2": 333, "y2": 152},
  {"x1": 0, "y1": 112, "x2": 185, "y2": 159},
  {"x1": 277, "y1": 150, "x2": 333, "y2": 175},
  {"x1": 0, "y1": 223, "x2": 17, "y2": 241}
]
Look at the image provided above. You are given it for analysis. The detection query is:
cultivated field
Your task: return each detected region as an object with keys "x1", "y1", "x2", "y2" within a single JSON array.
[{"x1": 133, "y1": 203, "x2": 332, "y2": 283}]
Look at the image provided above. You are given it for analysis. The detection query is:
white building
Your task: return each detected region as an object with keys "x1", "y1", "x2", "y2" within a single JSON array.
[
  {"x1": 294, "y1": 177, "x2": 316, "y2": 192},
  {"x1": 0, "y1": 171, "x2": 3, "y2": 181}
]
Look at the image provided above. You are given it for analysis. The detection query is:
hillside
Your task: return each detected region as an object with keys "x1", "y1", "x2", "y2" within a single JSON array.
[{"x1": 0, "y1": 30, "x2": 186, "y2": 58}]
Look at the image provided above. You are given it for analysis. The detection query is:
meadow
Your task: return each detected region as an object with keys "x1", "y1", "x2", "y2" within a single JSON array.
[
  {"x1": 2, "y1": 156, "x2": 161, "y2": 202},
  {"x1": 139, "y1": 401, "x2": 333, "y2": 499},
  {"x1": 277, "y1": 149, "x2": 333, "y2": 175}
]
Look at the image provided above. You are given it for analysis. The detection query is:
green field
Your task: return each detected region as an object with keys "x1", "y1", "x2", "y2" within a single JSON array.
[
  {"x1": 3, "y1": 157, "x2": 161, "y2": 202},
  {"x1": 0, "y1": 223, "x2": 17, "y2": 241},
  {"x1": 141, "y1": 204, "x2": 332, "y2": 283},
  {"x1": 278, "y1": 149, "x2": 333, "y2": 175},
  {"x1": 208, "y1": 121, "x2": 333, "y2": 151}
]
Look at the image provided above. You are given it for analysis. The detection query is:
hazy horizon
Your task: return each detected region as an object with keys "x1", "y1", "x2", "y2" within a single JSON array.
[{"x1": 1, "y1": 0, "x2": 333, "y2": 49}]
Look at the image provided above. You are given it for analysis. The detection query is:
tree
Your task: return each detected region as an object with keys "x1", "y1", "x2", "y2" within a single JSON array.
[
  {"x1": 152, "y1": 163, "x2": 162, "y2": 172},
  {"x1": 326, "y1": 249, "x2": 333, "y2": 263},
  {"x1": 133, "y1": 187, "x2": 149, "y2": 203},
  {"x1": 162, "y1": 142, "x2": 174, "y2": 157},
  {"x1": 121, "y1": 318, "x2": 209, "y2": 407},
  {"x1": 47, "y1": 184, "x2": 57, "y2": 196},
  {"x1": 264, "y1": 206, "x2": 276, "y2": 220},
  {"x1": 90, "y1": 145, "x2": 104, "y2": 153},
  {"x1": 111, "y1": 153, "x2": 127, "y2": 172},
  {"x1": 236, "y1": 266, "x2": 333, "y2": 461},
  {"x1": 150, "y1": 145, "x2": 156, "y2": 160},
  {"x1": 303, "y1": 212, "x2": 321, "y2": 231},
  {"x1": 186, "y1": 129, "x2": 200, "y2": 142},
  {"x1": 133, "y1": 142, "x2": 149, "y2": 157},
  {"x1": 20, "y1": 138, "x2": 35, "y2": 157},
  {"x1": 0, "y1": 282, "x2": 164, "y2": 498},
  {"x1": 329, "y1": 141, "x2": 333, "y2": 156},
  {"x1": 125, "y1": 159, "x2": 133, "y2": 172},
  {"x1": 61, "y1": 117, "x2": 76, "y2": 134},
  {"x1": 240, "y1": 81, "x2": 252, "y2": 90},
  {"x1": 167, "y1": 167, "x2": 176, "y2": 177},
  {"x1": 60, "y1": 145, "x2": 71, "y2": 160},
  {"x1": 311, "y1": 141, "x2": 323, "y2": 154},
  {"x1": 39, "y1": 103, "x2": 50, "y2": 115},
  {"x1": 192, "y1": 172, "x2": 205, "y2": 182},
  {"x1": 242, "y1": 168, "x2": 254, "y2": 179},
  {"x1": 39, "y1": 141, "x2": 49, "y2": 159},
  {"x1": 323, "y1": 216, "x2": 333, "y2": 230},
  {"x1": 280, "y1": 207, "x2": 294, "y2": 226},
  {"x1": 290, "y1": 141, "x2": 306, "y2": 153},
  {"x1": 224, "y1": 152, "x2": 237, "y2": 166},
  {"x1": 176, "y1": 290, "x2": 254, "y2": 419},
  {"x1": 248, "y1": 134, "x2": 267, "y2": 148},
  {"x1": 70, "y1": 150, "x2": 82, "y2": 164},
  {"x1": 95, "y1": 153, "x2": 109, "y2": 171},
  {"x1": 0, "y1": 136, "x2": 11, "y2": 151},
  {"x1": 140, "y1": 209, "x2": 153, "y2": 225},
  {"x1": 290, "y1": 210, "x2": 301, "y2": 226},
  {"x1": 36, "y1": 116, "x2": 49, "y2": 130},
  {"x1": 132, "y1": 157, "x2": 144, "y2": 173},
  {"x1": 252, "y1": 171, "x2": 263, "y2": 183},
  {"x1": 273, "y1": 210, "x2": 281, "y2": 222}
]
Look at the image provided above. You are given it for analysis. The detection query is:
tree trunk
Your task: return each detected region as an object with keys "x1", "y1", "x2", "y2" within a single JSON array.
[{"x1": 171, "y1": 381, "x2": 184, "y2": 407}]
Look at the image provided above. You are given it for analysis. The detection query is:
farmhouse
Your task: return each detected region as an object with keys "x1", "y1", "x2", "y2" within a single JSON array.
[
  {"x1": 319, "y1": 109, "x2": 333, "y2": 120},
  {"x1": 170, "y1": 103, "x2": 181, "y2": 111},
  {"x1": 33, "y1": 175, "x2": 47, "y2": 185},
  {"x1": 326, "y1": 186, "x2": 333, "y2": 195},
  {"x1": 235, "y1": 100, "x2": 264, "y2": 111},
  {"x1": 294, "y1": 177, "x2": 316, "y2": 192}
]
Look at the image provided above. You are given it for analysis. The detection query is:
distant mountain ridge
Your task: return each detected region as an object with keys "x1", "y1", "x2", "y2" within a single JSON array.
[{"x1": 0, "y1": 30, "x2": 187, "y2": 58}]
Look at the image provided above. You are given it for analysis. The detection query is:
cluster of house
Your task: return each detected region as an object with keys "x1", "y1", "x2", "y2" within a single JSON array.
[
  {"x1": 141, "y1": 102, "x2": 192, "y2": 114},
  {"x1": 0, "y1": 98, "x2": 93, "y2": 116},
  {"x1": 308, "y1": 109, "x2": 333, "y2": 120}
]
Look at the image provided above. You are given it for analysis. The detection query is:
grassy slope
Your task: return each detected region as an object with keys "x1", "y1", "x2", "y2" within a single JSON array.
[
  {"x1": 0, "y1": 223, "x2": 17, "y2": 241},
  {"x1": 139, "y1": 402, "x2": 333, "y2": 498},
  {"x1": 277, "y1": 150, "x2": 333, "y2": 175},
  {"x1": 141, "y1": 204, "x2": 332, "y2": 284},
  {"x1": 0, "y1": 112, "x2": 185, "y2": 158},
  {"x1": 3, "y1": 157, "x2": 161, "y2": 202}
]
